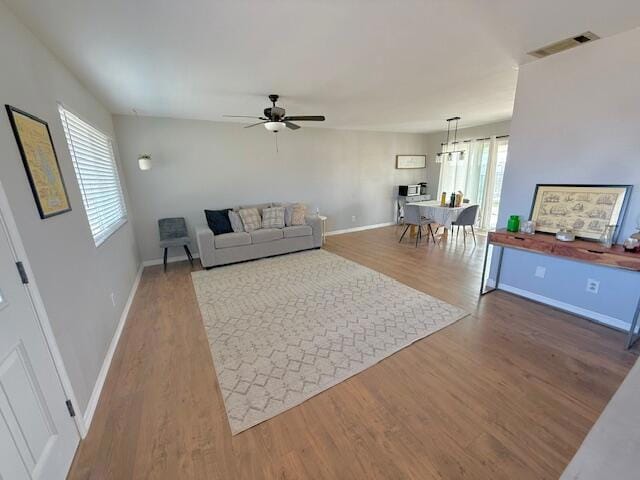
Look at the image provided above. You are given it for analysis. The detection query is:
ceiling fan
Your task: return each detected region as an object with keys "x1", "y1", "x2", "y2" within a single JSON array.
[{"x1": 224, "y1": 94, "x2": 325, "y2": 132}]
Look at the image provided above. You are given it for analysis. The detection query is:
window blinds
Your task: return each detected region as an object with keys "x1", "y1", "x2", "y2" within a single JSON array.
[{"x1": 58, "y1": 105, "x2": 127, "y2": 246}]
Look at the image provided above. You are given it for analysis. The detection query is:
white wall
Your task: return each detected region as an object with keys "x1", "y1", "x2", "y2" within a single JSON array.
[
  {"x1": 0, "y1": 2, "x2": 140, "y2": 413},
  {"x1": 114, "y1": 115, "x2": 429, "y2": 262},
  {"x1": 490, "y1": 27, "x2": 640, "y2": 328},
  {"x1": 424, "y1": 120, "x2": 511, "y2": 197}
]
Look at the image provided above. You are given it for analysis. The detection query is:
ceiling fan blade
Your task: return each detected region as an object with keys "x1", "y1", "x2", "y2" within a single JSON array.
[
  {"x1": 244, "y1": 121, "x2": 268, "y2": 128},
  {"x1": 285, "y1": 122, "x2": 301, "y2": 130},
  {"x1": 283, "y1": 115, "x2": 325, "y2": 122},
  {"x1": 223, "y1": 115, "x2": 266, "y2": 119}
]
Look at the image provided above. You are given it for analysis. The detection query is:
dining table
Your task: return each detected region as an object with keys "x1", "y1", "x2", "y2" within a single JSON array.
[{"x1": 405, "y1": 200, "x2": 477, "y2": 234}]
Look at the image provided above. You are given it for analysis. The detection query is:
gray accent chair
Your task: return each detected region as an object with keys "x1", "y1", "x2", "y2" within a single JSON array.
[
  {"x1": 196, "y1": 203, "x2": 323, "y2": 268},
  {"x1": 158, "y1": 217, "x2": 193, "y2": 271},
  {"x1": 399, "y1": 204, "x2": 436, "y2": 246},
  {"x1": 451, "y1": 204, "x2": 480, "y2": 244}
]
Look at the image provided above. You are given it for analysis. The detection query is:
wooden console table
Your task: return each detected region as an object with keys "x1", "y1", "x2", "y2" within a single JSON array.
[{"x1": 480, "y1": 229, "x2": 640, "y2": 349}]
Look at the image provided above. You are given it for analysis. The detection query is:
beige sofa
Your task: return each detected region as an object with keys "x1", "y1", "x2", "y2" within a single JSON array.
[{"x1": 196, "y1": 203, "x2": 323, "y2": 268}]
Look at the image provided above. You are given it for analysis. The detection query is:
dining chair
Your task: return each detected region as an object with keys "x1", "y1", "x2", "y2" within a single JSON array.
[
  {"x1": 158, "y1": 217, "x2": 193, "y2": 271},
  {"x1": 451, "y1": 205, "x2": 479, "y2": 245},
  {"x1": 399, "y1": 204, "x2": 436, "y2": 246}
]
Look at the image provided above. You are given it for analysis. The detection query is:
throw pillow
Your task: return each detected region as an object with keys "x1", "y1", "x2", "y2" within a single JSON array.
[
  {"x1": 290, "y1": 205, "x2": 307, "y2": 226},
  {"x1": 228, "y1": 210, "x2": 244, "y2": 232},
  {"x1": 262, "y1": 206, "x2": 285, "y2": 229},
  {"x1": 204, "y1": 209, "x2": 232, "y2": 235},
  {"x1": 284, "y1": 203, "x2": 294, "y2": 226},
  {"x1": 279, "y1": 202, "x2": 301, "y2": 226},
  {"x1": 238, "y1": 208, "x2": 262, "y2": 232}
]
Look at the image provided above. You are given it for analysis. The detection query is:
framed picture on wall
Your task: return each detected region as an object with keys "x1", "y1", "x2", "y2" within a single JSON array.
[
  {"x1": 396, "y1": 155, "x2": 426, "y2": 169},
  {"x1": 5, "y1": 105, "x2": 71, "y2": 219},
  {"x1": 530, "y1": 184, "x2": 632, "y2": 242}
]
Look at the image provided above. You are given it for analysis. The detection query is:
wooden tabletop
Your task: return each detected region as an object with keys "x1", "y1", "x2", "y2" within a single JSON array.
[{"x1": 488, "y1": 229, "x2": 640, "y2": 272}]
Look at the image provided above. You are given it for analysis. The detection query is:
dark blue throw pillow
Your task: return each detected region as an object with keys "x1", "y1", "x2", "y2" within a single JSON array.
[{"x1": 204, "y1": 209, "x2": 233, "y2": 235}]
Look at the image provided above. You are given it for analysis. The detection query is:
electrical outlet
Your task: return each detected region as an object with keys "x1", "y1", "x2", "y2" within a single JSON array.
[
  {"x1": 534, "y1": 266, "x2": 546, "y2": 278},
  {"x1": 110, "y1": 292, "x2": 116, "y2": 306},
  {"x1": 586, "y1": 279, "x2": 600, "y2": 294},
  {"x1": 351, "y1": 215, "x2": 356, "y2": 222}
]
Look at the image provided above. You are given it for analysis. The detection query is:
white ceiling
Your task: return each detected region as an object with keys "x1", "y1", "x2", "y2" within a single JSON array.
[{"x1": 6, "y1": 0, "x2": 640, "y2": 132}]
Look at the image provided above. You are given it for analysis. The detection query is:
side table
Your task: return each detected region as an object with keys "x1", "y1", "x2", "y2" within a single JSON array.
[{"x1": 318, "y1": 215, "x2": 327, "y2": 245}]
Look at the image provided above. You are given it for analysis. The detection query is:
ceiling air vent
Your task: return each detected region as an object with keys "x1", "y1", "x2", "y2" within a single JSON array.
[{"x1": 528, "y1": 31, "x2": 600, "y2": 58}]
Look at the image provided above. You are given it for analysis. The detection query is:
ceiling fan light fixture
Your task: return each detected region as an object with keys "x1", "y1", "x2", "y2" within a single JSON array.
[
  {"x1": 225, "y1": 95, "x2": 325, "y2": 135},
  {"x1": 264, "y1": 121, "x2": 285, "y2": 132}
]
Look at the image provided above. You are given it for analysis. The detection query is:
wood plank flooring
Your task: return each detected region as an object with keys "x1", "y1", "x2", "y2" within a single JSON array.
[{"x1": 68, "y1": 226, "x2": 638, "y2": 479}]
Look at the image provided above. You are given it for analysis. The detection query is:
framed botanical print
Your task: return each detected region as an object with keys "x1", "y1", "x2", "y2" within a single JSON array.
[
  {"x1": 5, "y1": 105, "x2": 71, "y2": 219},
  {"x1": 530, "y1": 184, "x2": 632, "y2": 242},
  {"x1": 396, "y1": 155, "x2": 426, "y2": 169}
]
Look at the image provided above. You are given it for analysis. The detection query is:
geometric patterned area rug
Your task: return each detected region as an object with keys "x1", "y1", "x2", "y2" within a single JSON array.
[{"x1": 191, "y1": 249, "x2": 467, "y2": 434}]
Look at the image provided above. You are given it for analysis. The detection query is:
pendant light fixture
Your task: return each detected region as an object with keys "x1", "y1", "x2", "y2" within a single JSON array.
[
  {"x1": 137, "y1": 154, "x2": 152, "y2": 171},
  {"x1": 133, "y1": 108, "x2": 152, "y2": 171},
  {"x1": 435, "y1": 116, "x2": 465, "y2": 163}
]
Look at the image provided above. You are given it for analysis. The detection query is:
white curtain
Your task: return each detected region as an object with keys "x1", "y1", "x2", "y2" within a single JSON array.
[{"x1": 437, "y1": 136, "x2": 509, "y2": 230}]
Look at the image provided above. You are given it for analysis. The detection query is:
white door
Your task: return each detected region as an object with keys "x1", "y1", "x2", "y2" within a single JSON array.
[{"x1": 0, "y1": 212, "x2": 79, "y2": 479}]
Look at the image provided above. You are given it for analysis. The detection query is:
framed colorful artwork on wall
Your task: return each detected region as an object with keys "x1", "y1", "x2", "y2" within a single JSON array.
[{"x1": 6, "y1": 105, "x2": 71, "y2": 219}]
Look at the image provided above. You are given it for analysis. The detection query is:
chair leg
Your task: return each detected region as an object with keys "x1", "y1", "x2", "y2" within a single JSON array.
[
  {"x1": 463, "y1": 226, "x2": 467, "y2": 245},
  {"x1": 184, "y1": 245, "x2": 194, "y2": 266},
  {"x1": 415, "y1": 226, "x2": 420, "y2": 247},
  {"x1": 399, "y1": 225, "x2": 410, "y2": 243},
  {"x1": 163, "y1": 248, "x2": 168, "y2": 272},
  {"x1": 428, "y1": 224, "x2": 437, "y2": 243},
  {"x1": 471, "y1": 225, "x2": 477, "y2": 244}
]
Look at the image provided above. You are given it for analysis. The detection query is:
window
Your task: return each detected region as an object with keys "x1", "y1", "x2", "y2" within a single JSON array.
[
  {"x1": 437, "y1": 136, "x2": 509, "y2": 230},
  {"x1": 58, "y1": 105, "x2": 127, "y2": 246}
]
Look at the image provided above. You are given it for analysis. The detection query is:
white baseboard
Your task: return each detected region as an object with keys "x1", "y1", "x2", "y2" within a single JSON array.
[
  {"x1": 326, "y1": 222, "x2": 396, "y2": 237},
  {"x1": 142, "y1": 252, "x2": 200, "y2": 267},
  {"x1": 81, "y1": 264, "x2": 143, "y2": 435},
  {"x1": 486, "y1": 279, "x2": 629, "y2": 331}
]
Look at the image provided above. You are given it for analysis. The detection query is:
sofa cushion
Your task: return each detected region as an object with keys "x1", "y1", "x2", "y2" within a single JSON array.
[
  {"x1": 238, "y1": 208, "x2": 262, "y2": 232},
  {"x1": 227, "y1": 210, "x2": 244, "y2": 232},
  {"x1": 239, "y1": 202, "x2": 272, "y2": 212},
  {"x1": 204, "y1": 209, "x2": 232, "y2": 235},
  {"x1": 214, "y1": 232, "x2": 251, "y2": 249},
  {"x1": 262, "y1": 206, "x2": 285, "y2": 229},
  {"x1": 282, "y1": 225, "x2": 312, "y2": 238},
  {"x1": 250, "y1": 228, "x2": 283, "y2": 244}
]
